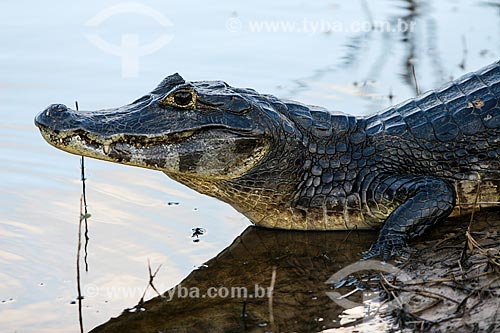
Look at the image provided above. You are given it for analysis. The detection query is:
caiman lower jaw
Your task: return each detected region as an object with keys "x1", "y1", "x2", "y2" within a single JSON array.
[
  {"x1": 39, "y1": 127, "x2": 196, "y2": 157},
  {"x1": 38, "y1": 126, "x2": 270, "y2": 179}
]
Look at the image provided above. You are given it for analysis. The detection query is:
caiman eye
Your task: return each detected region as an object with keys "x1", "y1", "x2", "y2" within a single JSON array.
[
  {"x1": 159, "y1": 89, "x2": 196, "y2": 109},
  {"x1": 173, "y1": 90, "x2": 193, "y2": 106}
]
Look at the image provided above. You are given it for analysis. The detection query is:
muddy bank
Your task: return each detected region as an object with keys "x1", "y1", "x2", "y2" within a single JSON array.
[{"x1": 383, "y1": 210, "x2": 500, "y2": 332}]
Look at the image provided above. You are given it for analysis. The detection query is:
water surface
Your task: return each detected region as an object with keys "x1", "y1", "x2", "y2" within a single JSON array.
[{"x1": 0, "y1": 0, "x2": 498, "y2": 331}]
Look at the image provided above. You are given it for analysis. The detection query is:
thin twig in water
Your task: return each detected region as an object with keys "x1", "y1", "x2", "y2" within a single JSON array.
[
  {"x1": 146, "y1": 259, "x2": 162, "y2": 297},
  {"x1": 342, "y1": 227, "x2": 355, "y2": 243},
  {"x1": 76, "y1": 100, "x2": 91, "y2": 333},
  {"x1": 80, "y1": 156, "x2": 90, "y2": 272},
  {"x1": 411, "y1": 64, "x2": 420, "y2": 96},
  {"x1": 458, "y1": 35, "x2": 468, "y2": 70},
  {"x1": 76, "y1": 101, "x2": 90, "y2": 272},
  {"x1": 133, "y1": 260, "x2": 162, "y2": 311},
  {"x1": 77, "y1": 196, "x2": 85, "y2": 333}
]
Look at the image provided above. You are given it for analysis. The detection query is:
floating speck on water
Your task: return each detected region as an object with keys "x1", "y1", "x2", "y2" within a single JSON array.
[{"x1": 258, "y1": 322, "x2": 268, "y2": 327}]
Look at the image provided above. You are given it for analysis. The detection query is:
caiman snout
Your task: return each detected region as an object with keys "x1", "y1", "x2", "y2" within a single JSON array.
[{"x1": 35, "y1": 104, "x2": 73, "y2": 130}]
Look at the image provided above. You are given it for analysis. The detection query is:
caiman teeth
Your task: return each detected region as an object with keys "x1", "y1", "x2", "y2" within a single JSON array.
[
  {"x1": 51, "y1": 129, "x2": 198, "y2": 156},
  {"x1": 103, "y1": 143, "x2": 111, "y2": 155},
  {"x1": 174, "y1": 130, "x2": 195, "y2": 141}
]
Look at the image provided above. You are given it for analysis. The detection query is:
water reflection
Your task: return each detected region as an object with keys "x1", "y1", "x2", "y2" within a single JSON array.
[
  {"x1": 284, "y1": 0, "x2": 499, "y2": 115},
  {"x1": 398, "y1": 0, "x2": 420, "y2": 92},
  {"x1": 90, "y1": 208, "x2": 500, "y2": 333},
  {"x1": 90, "y1": 227, "x2": 377, "y2": 333},
  {"x1": 1, "y1": 0, "x2": 498, "y2": 331}
]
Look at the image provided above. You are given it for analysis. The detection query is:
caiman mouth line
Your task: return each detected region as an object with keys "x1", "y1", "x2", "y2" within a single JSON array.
[
  {"x1": 38, "y1": 123, "x2": 256, "y2": 156},
  {"x1": 39, "y1": 127, "x2": 196, "y2": 154}
]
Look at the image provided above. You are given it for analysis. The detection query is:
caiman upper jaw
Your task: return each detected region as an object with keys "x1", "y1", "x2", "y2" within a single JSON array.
[
  {"x1": 35, "y1": 104, "x2": 201, "y2": 157},
  {"x1": 35, "y1": 101, "x2": 270, "y2": 179}
]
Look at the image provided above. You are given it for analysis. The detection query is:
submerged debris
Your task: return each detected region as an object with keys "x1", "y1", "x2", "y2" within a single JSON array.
[{"x1": 191, "y1": 227, "x2": 206, "y2": 242}]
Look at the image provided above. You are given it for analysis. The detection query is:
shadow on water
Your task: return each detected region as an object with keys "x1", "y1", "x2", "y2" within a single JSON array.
[{"x1": 90, "y1": 227, "x2": 378, "y2": 333}]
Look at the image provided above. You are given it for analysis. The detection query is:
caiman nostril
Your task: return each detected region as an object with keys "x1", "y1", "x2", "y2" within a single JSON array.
[
  {"x1": 41, "y1": 104, "x2": 69, "y2": 118},
  {"x1": 35, "y1": 103, "x2": 72, "y2": 129},
  {"x1": 47, "y1": 104, "x2": 68, "y2": 113}
]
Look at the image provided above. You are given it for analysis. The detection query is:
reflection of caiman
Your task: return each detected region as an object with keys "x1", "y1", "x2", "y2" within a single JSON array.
[
  {"x1": 88, "y1": 226, "x2": 378, "y2": 333},
  {"x1": 90, "y1": 212, "x2": 500, "y2": 333},
  {"x1": 35, "y1": 61, "x2": 500, "y2": 260}
]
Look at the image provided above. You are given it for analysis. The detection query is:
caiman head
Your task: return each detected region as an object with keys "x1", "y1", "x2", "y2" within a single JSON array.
[{"x1": 35, "y1": 74, "x2": 305, "y2": 225}]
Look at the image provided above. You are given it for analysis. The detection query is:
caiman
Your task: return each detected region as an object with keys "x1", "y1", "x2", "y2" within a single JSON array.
[{"x1": 35, "y1": 61, "x2": 500, "y2": 260}]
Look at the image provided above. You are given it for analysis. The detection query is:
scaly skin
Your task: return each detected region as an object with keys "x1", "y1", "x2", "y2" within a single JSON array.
[{"x1": 35, "y1": 61, "x2": 500, "y2": 260}]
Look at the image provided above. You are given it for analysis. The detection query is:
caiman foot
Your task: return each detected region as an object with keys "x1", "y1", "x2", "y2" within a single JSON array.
[{"x1": 362, "y1": 234, "x2": 410, "y2": 261}]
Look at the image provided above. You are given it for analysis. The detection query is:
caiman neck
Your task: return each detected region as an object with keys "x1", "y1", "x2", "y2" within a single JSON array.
[
  {"x1": 164, "y1": 139, "x2": 305, "y2": 224},
  {"x1": 290, "y1": 116, "x2": 368, "y2": 210}
]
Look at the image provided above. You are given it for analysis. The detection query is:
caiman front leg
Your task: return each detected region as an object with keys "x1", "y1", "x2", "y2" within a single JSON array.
[{"x1": 362, "y1": 175, "x2": 456, "y2": 261}]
